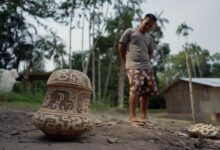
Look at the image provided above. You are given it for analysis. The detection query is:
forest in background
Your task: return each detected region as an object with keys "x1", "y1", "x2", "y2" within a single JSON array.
[{"x1": 1, "y1": 0, "x2": 220, "y2": 109}]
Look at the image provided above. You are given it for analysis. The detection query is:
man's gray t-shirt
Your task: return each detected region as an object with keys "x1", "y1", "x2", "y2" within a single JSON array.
[{"x1": 119, "y1": 28, "x2": 154, "y2": 70}]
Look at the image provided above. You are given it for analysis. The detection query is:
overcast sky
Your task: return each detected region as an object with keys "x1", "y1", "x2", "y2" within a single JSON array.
[
  {"x1": 45, "y1": 0, "x2": 220, "y2": 71},
  {"x1": 143, "y1": 0, "x2": 219, "y2": 54}
]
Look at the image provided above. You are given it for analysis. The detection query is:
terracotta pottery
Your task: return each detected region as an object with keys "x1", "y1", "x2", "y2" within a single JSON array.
[{"x1": 32, "y1": 69, "x2": 93, "y2": 140}]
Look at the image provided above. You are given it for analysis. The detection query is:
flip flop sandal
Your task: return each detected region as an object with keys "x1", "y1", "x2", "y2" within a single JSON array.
[
  {"x1": 140, "y1": 120, "x2": 147, "y2": 124},
  {"x1": 140, "y1": 120, "x2": 153, "y2": 124},
  {"x1": 130, "y1": 121, "x2": 145, "y2": 127},
  {"x1": 143, "y1": 121, "x2": 155, "y2": 128}
]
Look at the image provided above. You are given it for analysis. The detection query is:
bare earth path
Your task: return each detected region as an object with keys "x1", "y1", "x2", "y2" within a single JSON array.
[{"x1": 0, "y1": 105, "x2": 220, "y2": 150}]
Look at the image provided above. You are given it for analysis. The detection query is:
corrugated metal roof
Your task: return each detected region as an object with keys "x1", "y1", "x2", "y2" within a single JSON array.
[{"x1": 180, "y1": 78, "x2": 220, "y2": 87}]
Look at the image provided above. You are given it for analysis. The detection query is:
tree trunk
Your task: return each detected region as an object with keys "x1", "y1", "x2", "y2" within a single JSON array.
[
  {"x1": 81, "y1": 14, "x2": 85, "y2": 71},
  {"x1": 92, "y1": 11, "x2": 96, "y2": 103},
  {"x1": 68, "y1": 0, "x2": 75, "y2": 69},
  {"x1": 103, "y1": 48, "x2": 114, "y2": 100},
  {"x1": 83, "y1": 37, "x2": 100, "y2": 75},
  {"x1": 185, "y1": 45, "x2": 195, "y2": 123},
  {"x1": 117, "y1": 61, "x2": 125, "y2": 108},
  {"x1": 98, "y1": 48, "x2": 101, "y2": 101},
  {"x1": 92, "y1": 44, "x2": 96, "y2": 102},
  {"x1": 13, "y1": 57, "x2": 20, "y2": 71}
]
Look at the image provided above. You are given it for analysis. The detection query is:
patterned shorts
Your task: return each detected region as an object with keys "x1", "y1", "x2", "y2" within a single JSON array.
[{"x1": 127, "y1": 69, "x2": 159, "y2": 96}]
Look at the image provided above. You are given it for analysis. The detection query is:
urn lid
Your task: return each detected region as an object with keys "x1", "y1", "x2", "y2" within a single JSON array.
[{"x1": 47, "y1": 69, "x2": 92, "y2": 91}]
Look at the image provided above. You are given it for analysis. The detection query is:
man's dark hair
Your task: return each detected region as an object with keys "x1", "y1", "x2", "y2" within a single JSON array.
[{"x1": 144, "y1": 13, "x2": 157, "y2": 22}]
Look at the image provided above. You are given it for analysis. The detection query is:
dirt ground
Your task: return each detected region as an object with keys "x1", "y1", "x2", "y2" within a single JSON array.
[{"x1": 0, "y1": 105, "x2": 220, "y2": 150}]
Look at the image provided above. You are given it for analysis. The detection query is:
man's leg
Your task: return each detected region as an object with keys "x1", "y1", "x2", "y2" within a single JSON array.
[
  {"x1": 129, "y1": 92, "x2": 138, "y2": 122},
  {"x1": 140, "y1": 94, "x2": 149, "y2": 122},
  {"x1": 127, "y1": 69, "x2": 143, "y2": 124}
]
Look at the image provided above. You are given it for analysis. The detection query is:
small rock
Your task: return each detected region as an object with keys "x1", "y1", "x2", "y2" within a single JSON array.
[
  {"x1": 107, "y1": 137, "x2": 118, "y2": 144},
  {"x1": 156, "y1": 131, "x2": 162, "y2": 135},
  {"x1": 27, "y1": 113, "x2": 34, "y2": 117},
  {"x1": 91, "y1": 115, "x2": 102, "y2": 124},
  {"x1": 88, "y1": 132, "x2": 96, "y2": 136},
  {"x1": 78, "y1": 139, "x2": 89, "y2": 143},
  {"x1": 107, "y1": 122, "x2": 117, "y2": 126},
  {"x1": 213, "y1": 139, "x2": 220, "y2": 144},
  {"x1": 176, "y1": 131, "x2": 189, "y2": 138},
  {"x1": 95, "y1": 123, "x2": 104, "y2": 127},
  {"x1": 116, "y1": 121, "x2": 123, "y2": 124},
  {"x1": 216, "y1": 133, "x2": 220, "y2": 139},
  {"x1": 3, "y1": 115, "x2": 7, "y2": 119},
  {"x1": 10, "y1": 130, "x2": 20, "y2": 135},
  {"x1": 149, "y1": 140, "x2": 155, "y2": 143},
  {"x1": 194, "y1": 134, "x2": 206, "y2": 148}
]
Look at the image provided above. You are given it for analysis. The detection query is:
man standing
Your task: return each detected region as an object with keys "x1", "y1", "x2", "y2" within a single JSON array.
[{"x1": 118, "y1": 14, "x2": 158, "y2": 126}]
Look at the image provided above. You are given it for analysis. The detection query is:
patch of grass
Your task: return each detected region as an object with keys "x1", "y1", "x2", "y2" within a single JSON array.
[
  {"x1": 0, "y1": 91, "x2": 43, "y2": 111},
  {"x1": 0, "y1": 101, "x2": 41, "y2": 111},
  {"x1": 91, "y1": 102, "x2": 112, "y2": 112},
  {"x1": 0, "y1": 91, "x2": 44, "y2": 103},
  {"x1": 0, "y1": 91, "x2": 165, "y2": 113}
]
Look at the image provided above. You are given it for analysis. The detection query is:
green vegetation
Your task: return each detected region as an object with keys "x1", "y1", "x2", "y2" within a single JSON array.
[
  {"x1": 0, "y1": 91, "x2": 114, "y2": 111},
  {"x1": 0, "y1": 91, "x2": 43, "y2": 110},
  {"x1": 91, "y1": 102, "x2": 112, "y2": 112},
  {"x1": 0, "y1": 101, "x2": 41, "y2": 111},
  {"x1": 0, "y1": 91, "x2": 164, "y2": 113},
  {"x1": 0, "y1": 91, "x2": 44, "y2": 103}
]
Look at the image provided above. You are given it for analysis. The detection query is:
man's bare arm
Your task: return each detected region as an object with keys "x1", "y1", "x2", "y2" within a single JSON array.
[{"x1": 118, "y1": 43, "x2": 126, "y2": 62}]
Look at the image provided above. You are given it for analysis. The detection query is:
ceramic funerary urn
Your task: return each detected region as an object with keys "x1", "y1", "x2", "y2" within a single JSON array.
[{"x1": 33, "y1": 69, "x2": 93, "y2": 140}]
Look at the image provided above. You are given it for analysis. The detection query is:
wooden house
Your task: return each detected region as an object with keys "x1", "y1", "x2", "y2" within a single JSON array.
[{"x1": 164, "y1": 78, "x2": 220, "y2": 122}]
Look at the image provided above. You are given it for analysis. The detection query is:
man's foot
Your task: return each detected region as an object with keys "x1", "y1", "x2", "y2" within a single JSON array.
[
  {"x1": 130, "y1": 120, "x2": 144, "y2": 127},
  {"x1": 140, "y1": 119, "x2": 155, "y2": 128},
  {"x1": 140, "y1": 118, "x2": 153, "y2": 124},
  {"x1": 129, "y1": 117, "x2": 144, "y2": 127},
  {"x1": 129, "y1": 117, "x2": 139, "y2": 123},
  {"x1": 140, "y1": 118, "x2": 148, "y2": 124}
]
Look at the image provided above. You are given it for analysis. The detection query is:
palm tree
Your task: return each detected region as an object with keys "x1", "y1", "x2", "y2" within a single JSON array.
[{"x1": 176, "y1": 26, "x2": 197, "y2": 78}]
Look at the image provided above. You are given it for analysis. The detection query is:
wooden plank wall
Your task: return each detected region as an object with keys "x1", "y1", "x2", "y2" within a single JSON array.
[{"x1": 165, "y1": 81, "x2": 210, "y2": 113}]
